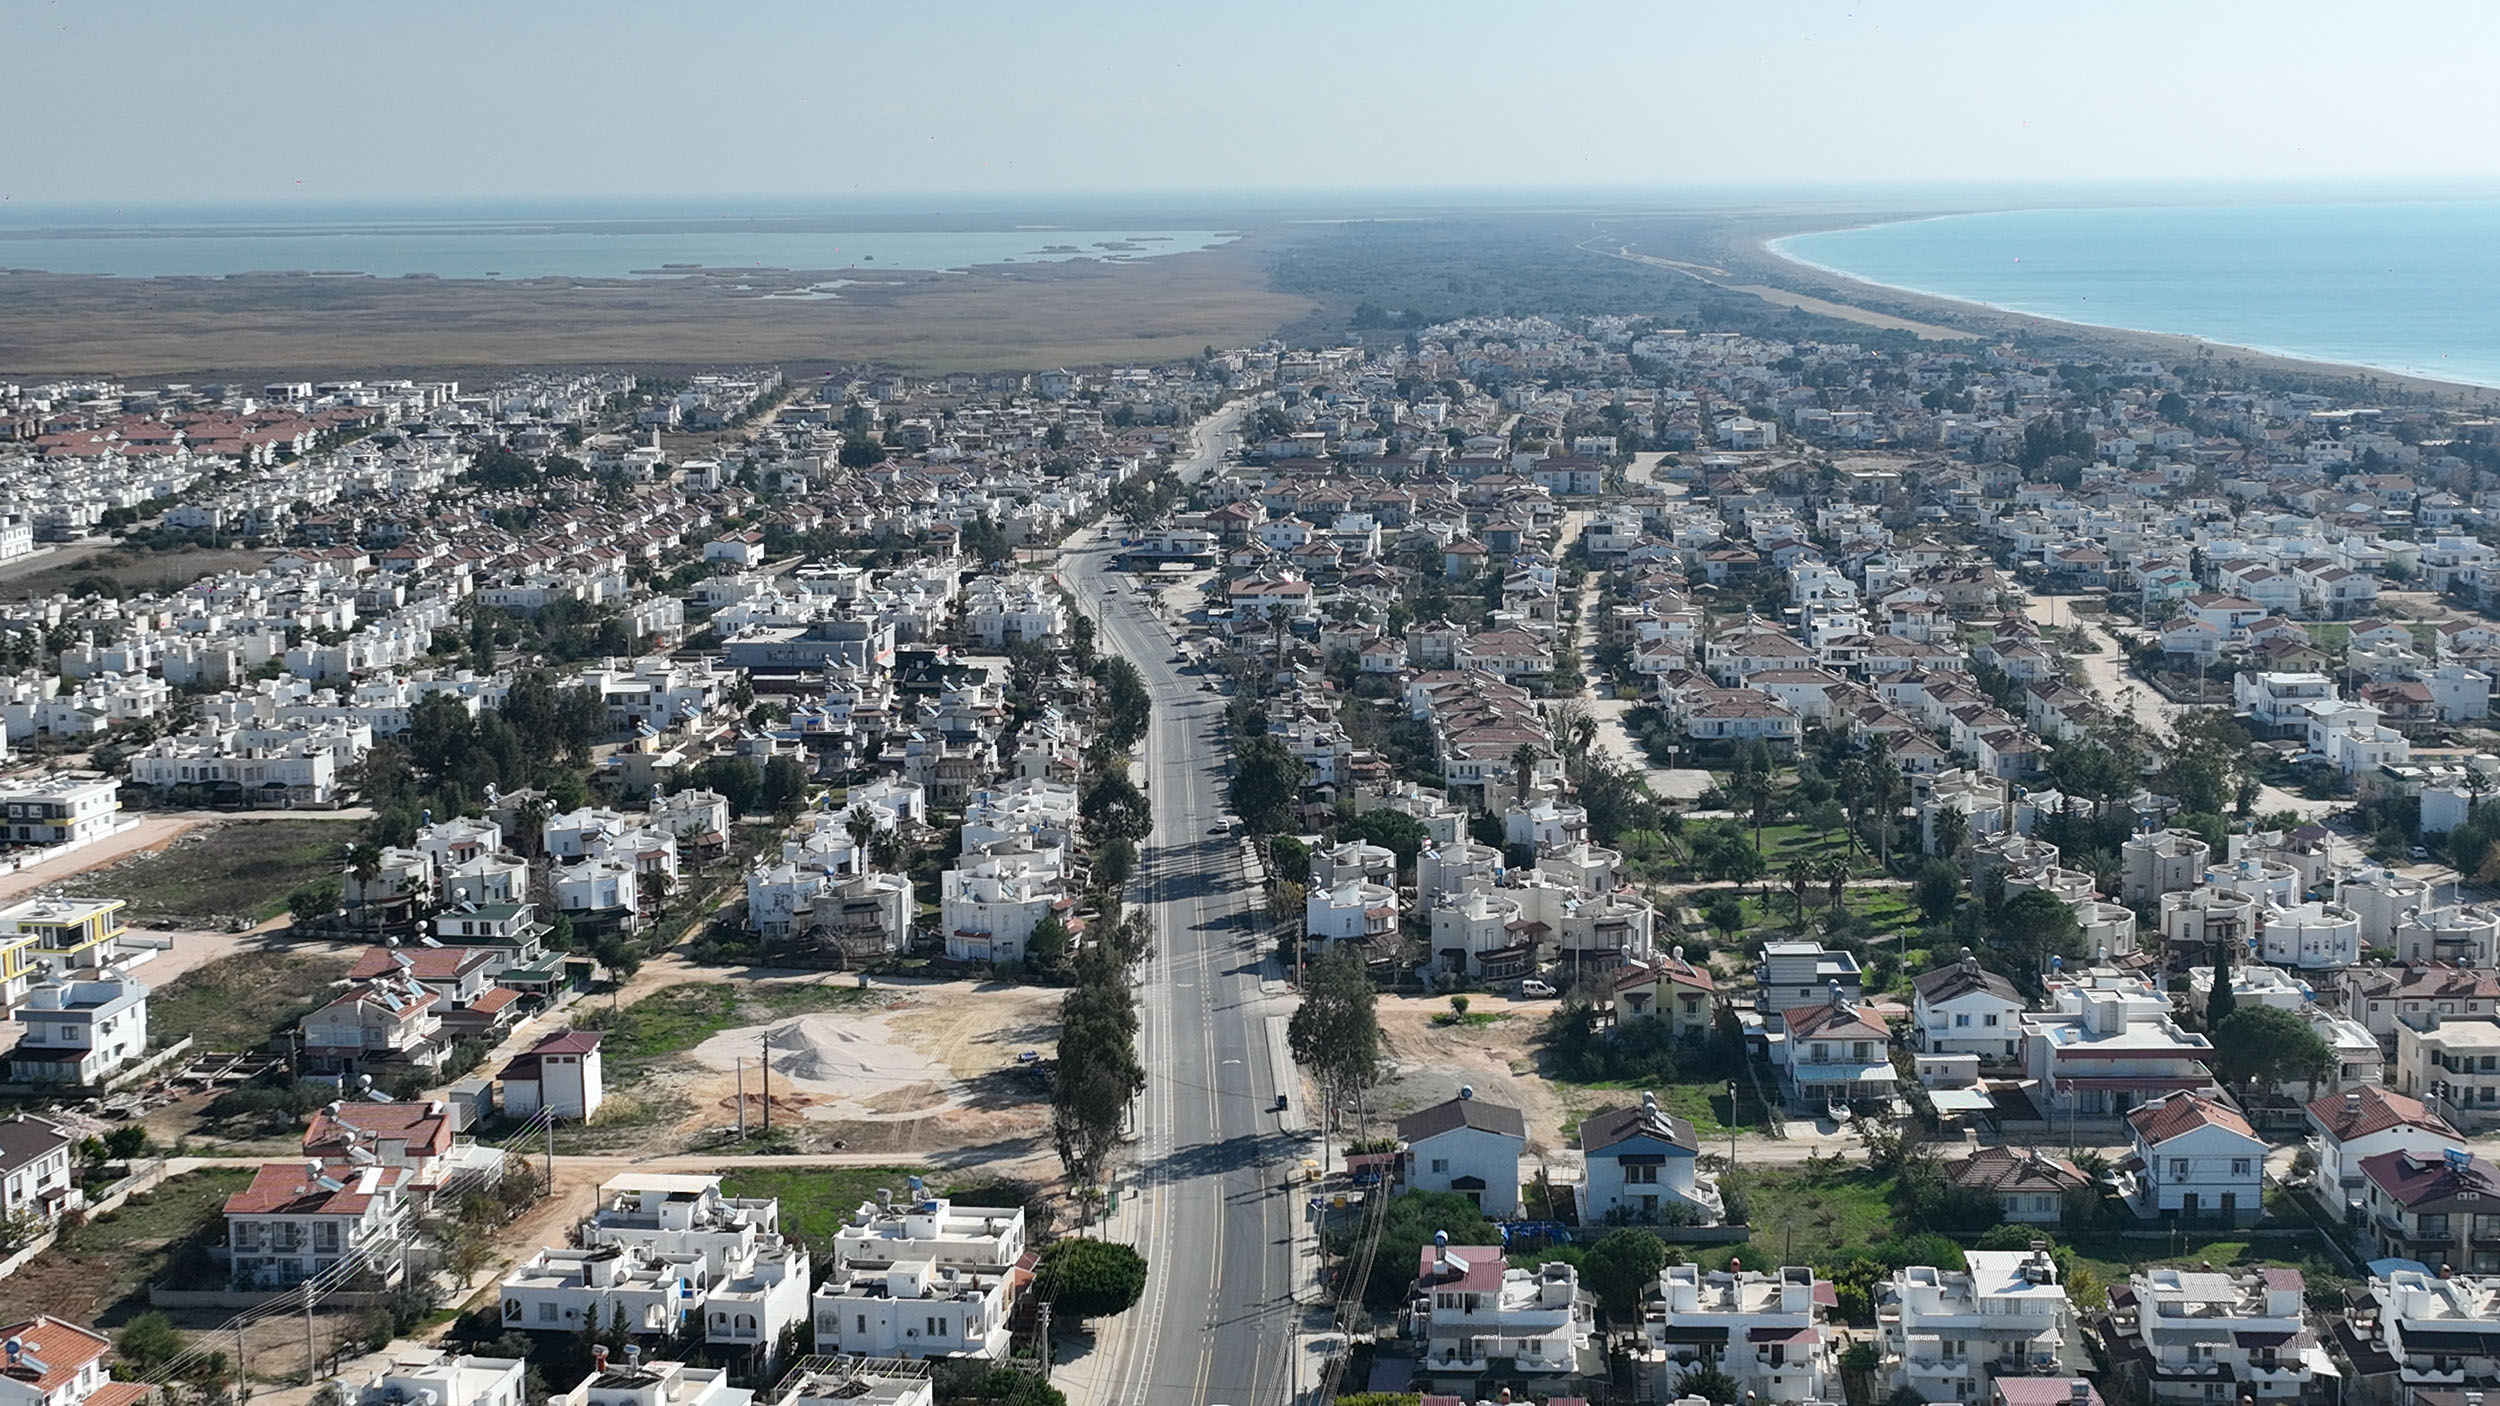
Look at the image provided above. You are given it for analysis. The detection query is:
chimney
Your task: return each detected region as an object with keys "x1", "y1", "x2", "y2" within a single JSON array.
[{"x1": 591, "y1": 1347, "x2": 608, "y2": 1375}]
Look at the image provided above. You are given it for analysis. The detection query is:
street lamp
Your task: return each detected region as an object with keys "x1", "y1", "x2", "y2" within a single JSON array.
[{"x1": 1727, "y1": 1081, "x2": 1739, "y2": 1172}]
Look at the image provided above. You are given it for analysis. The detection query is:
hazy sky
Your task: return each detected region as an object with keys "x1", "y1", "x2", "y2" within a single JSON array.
[{"x1": 9, "y1": 0, "x2": 2500, "y2": 209}]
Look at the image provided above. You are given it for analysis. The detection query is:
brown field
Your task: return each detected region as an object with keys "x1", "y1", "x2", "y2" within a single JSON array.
[
  {"x1": 0, "y1": 234, "x2": 1317, "y2": 378},
  {"x1": 0, "y1": 544, "x2": 273, "y2": 601}
]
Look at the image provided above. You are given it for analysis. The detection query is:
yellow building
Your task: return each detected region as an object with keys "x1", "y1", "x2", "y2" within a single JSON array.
[{"x1": 0, "y1": 898, "x2": 128, "y2": 974}]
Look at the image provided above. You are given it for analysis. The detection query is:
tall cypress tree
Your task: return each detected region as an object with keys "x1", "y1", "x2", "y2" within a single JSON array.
[{"x1": 2206, "y1": 934, "x2": 2236, "y2": 1031}]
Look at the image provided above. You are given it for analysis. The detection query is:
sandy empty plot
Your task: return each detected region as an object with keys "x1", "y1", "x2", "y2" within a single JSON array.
[{"x1": 691, "y1": 1008, "x2": 952, "y2": 1119}]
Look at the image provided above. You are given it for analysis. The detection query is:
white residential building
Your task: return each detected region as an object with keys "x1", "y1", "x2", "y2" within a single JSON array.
[
  {"x1": 1877, "y1": 1247, "x2": 2075, "y2": 1406},
  {"x1": 9, "y1": 973, "x2": 147, "y2": 1085},
  {"x1": 2116, "y1": 1092, "x2": 2267, "y2": 1225},
  {"x1": 1642, "y1": 1264, "x2": 1835, "y2": 1404},
  {"x1": 224, "y1": 1161, "x2": 414, "y2": 1289},
  {"x1": 1395, "y1": 1091, "x2": 1527, "y2": 1217},
  {"x1": 1411, "y1": 1240, "x2": 1593, "y2": 1386},
  {"x1": 501, "y1": 1245, "x2": 708, "y2": 1339},
  {"x1": 352, "y1": 1350, "x2": 527, "y2": 1406},
  {"x1": 2101, "y1": 1266, "x2": 2317, "y2": 1404},
  {"x1": 1911, "y1": 956, "x2": 2025, "y2": 1062}
]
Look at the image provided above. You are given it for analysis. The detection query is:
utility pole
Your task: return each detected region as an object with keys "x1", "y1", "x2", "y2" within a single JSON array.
[
  {"x1": 544, "y1": 1108, "x2": 554, "y2": 1186},
  {"x1": 304, "y1": 1282, "x2": 318, "y2": 1385},
  {"x1": 760, "y1": 1031, "x2": 773, "y2": 1135}
]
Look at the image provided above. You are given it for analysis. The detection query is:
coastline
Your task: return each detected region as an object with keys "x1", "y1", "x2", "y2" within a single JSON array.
[{"x1": 1721, "y1": 213, "x2": 2500, "y2": 402}]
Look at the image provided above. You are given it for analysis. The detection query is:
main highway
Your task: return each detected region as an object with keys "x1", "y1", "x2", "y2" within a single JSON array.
[{"x1": 1059, "y1": 400, "x2": 1305, "y2": 1406}]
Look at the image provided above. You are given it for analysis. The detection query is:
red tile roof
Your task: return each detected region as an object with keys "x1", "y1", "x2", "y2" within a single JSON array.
[
  {"x1": 224, "y1": 1162, "x2": 410, "y2": 1217},
  {"x1": 0, "y1": 1317, "x2": 110, "y2": 1395},
  {"x1": 2128, "y1": 1092, "x2": 2255, "y2": 1146},
  {"x1": 348, "y1": 946, "x2": 497, "y2": 983},
  {"x1": 302, "y1": 1101, "x2": 452, "y2": 1161},
  {"x1": 1415, "y1": 1244, "x2": 1504, "y2": 1294},
  {"x1": 2306, "y1": 1085, "x2": 2460, "y2": 1143}
]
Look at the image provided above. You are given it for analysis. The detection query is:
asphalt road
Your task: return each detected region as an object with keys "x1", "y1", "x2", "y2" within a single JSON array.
[{"x1": 1064, "y1": 515, "x2": 1300, "y2": 1406}]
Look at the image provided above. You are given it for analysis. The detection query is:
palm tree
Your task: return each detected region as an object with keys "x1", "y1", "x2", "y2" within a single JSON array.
[
  {"x1": 1657, "y1": 810, "x2": 1688, "y2": 865},
  {"x1": 845, "y1": 809, "x2": 878, "y2": 874},
  {"x1": 1737, "y1": 767, "x2": 1776, "y2": 855},
  {"x1": 1786, "y1": 859, "x2": 1814, "y2": 924},
  {"x1": 1821, "y1": 855, "x2": 1849, "y2": 916},
  {"x1": 1266, "y1": 602, "x2": 1294, "y2": 672},
  {"x1": 1867, "y1": 756, "x2": 1903, "y2": 872},
  {"x1": 1932, "y1": 805, "x2": 1968, "y2": 861},
  {"x1": 1834, "y1": 760, "x2": 1872, "y2": 859},
  {"x1": 869, "y1": 827, "x2": 908, "y2": 874},
  {"x1": 1512, "y1": 743, "x2": 1542, "y2": 807}
]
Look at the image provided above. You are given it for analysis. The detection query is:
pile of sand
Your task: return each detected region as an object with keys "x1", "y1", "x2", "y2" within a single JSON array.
[{"x1": 689, "y1": 1010, "x2": 954, "y2": 1119}]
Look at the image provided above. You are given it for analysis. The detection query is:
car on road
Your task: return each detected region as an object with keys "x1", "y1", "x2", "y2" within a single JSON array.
[
  {"x1": 2411, "y1": 846, "x2": 2431, "y2": 861},
  {"x1": 1518, "y1": 979, "x2": 1556, "y2": 999}
]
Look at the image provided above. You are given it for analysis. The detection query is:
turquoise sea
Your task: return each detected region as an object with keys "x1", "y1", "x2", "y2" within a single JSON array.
[
  {"x1": 0, "y1": 212, "x2": 1236, "y2": 281},
  {"x1": 1771, "y1": 201, "x2": 2500, "y2": 389}
]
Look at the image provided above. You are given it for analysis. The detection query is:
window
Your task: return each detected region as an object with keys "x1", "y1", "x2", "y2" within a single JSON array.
[
  {"x1": 1982, "y1": 1013, "x2": 1999, "y2": 1027},
  {"x1": 2230, "y1": 1159, "x2": 2252, "y2": 1177},
  {"x1": 2170, "y1": 1159, "x2": 2190, "y2": 1180},
  {"x1": 1626, "y1": 1164, "x2": 1659, "y2": 1185},
  {"x1": 1955, "y1": 1013, "x2": 1972, "y2": 1028},
  {"x1": 537, "y1": 1302, "x2": 556, "y2": 1322},
  {"x1": 926, "y1": 1317, "x2": 948, "y2": 1338},
  {"x1": 2421, "y1": 1213, "x2": 2452, "y2": 1238},
  {"x1": 1430, "y1": 1158, "x2": 1449, "y2": 1174},
  {"x1": 856, "y1": 1314, "x2": 867, "y2": 1334}
]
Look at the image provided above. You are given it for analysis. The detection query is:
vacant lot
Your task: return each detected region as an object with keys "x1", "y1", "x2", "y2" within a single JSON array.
[
  {"x1": 151, "y1": 946, "x2": 354, "y2": 1053},
  {"x1": 0, "y1": 1168, "x2": 252, "y2": 1326},
  {"x1": 579, "y1": 979, "x2": 887, "y2": 1080},
  {"x1": 557, "y1": 976, "x2": 1060, "y2": 1162},
  {"x1": 1698, "y1": 1161, "x2": 1899, "y2": 1271},
  {"x1": 58, "y1": 821, "x2": 347, "y2": 925},
  {"x1": 0, "y1": 545, "x2": 274, "y2": 603}
]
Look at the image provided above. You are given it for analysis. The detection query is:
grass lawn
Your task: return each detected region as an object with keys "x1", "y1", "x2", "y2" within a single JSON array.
[
  {"x1": 720, "y1": 1165, "x2": 1024, "y2": 1253},
  {"x1": 75, "y1": 820, "x2": 352, "y2": 923},
  {"x1": 151, "y1": 948, "x2": 353, "y2": 1052},
  {"x1": 0, "y1": 1168, "x2": 254, "y2": 1325},
  {"x1": 1430, "y1": 1010, "x2": 1515, "y2": 1030},
  {"x1": 1843, "y1": 887, "x2": 1921, "y2": 933},
  {"x1": 1698, "y1": 1162, "x2": 1898, "y2": 1271},
  {"x1": 1655, "y1": 1081, "x2": 1772, "y2": 1137},
  {"x1": 582, "y1": 981, "x2": 881, "y2": 1079},
  {"x1": 2058, "y1": 1227, "x2": 2338, "y2": 1291},
  {"x1": 2304, "y1": 623, "x2": 2352, "y2": 652}
]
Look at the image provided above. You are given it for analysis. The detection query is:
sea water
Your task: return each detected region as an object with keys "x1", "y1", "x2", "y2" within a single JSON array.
[
  {"x1": 0, "y1": 207, "x2": 1237, "y2": 281},
  {"x1": 1772, "y1": 200, "x2": 2500, "y2": 389}
]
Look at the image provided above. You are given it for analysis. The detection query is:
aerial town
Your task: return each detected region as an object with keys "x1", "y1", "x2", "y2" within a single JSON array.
[{"x1": 1, "y1": 316, "x2": 2500, "y2": 1406}]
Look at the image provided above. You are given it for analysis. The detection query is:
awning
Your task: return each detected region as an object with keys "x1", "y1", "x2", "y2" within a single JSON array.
[
  {"x1": 1791, "y1": 1064, "x2": 1896, "y2": 1084},
  {"x1": 1930, "y1": 1088, "x2": 1996, "y2": 1114}
]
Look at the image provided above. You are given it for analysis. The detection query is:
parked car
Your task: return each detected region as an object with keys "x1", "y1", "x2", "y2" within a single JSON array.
[{"x1": 1518, "y1": 979, "x2": 1556, "y2": 999}]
